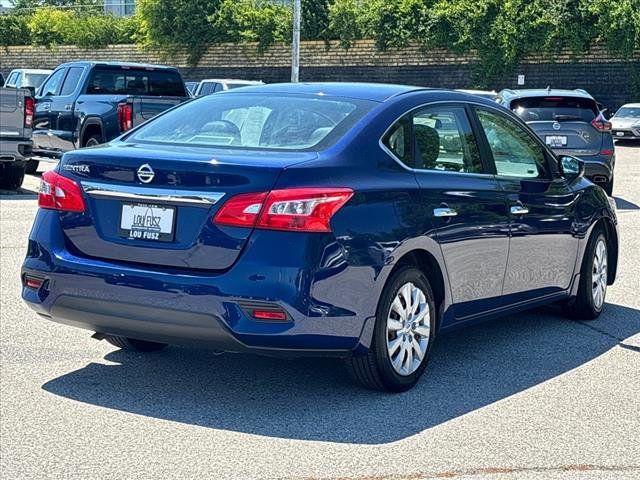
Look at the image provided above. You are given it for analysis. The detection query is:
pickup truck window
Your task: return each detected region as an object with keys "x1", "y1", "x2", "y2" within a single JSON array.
[
  {"x1": 40, "y1": 69, "x2": 66, "y2": 97},
  {"x1": 60, "y1": 67, "x2": 84, "y2": 96},
  {"x1": 87, "y1": 68, "x2": 186, "y2": 97}
]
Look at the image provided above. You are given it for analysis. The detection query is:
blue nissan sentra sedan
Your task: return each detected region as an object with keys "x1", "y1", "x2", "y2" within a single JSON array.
[{"x1": 22, "y1": 83, "x2": 618, "y2": 391}]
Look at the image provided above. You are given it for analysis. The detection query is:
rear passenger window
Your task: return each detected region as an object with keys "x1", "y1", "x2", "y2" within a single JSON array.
[
  {"x1": 476, "y1": 108, "x2": 548, "y2": 179},
  {"x1": 412, "y1": 106, "x2": 483, "y2": 173},
  {"x1": 60, "y1": 67, "x2": 84, "y2": 96},
  {"x1": 382, "y1": 115, "x2": 412, "y2": 167}
]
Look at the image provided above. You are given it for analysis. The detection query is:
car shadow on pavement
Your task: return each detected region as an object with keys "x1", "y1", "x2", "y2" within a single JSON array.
[
  {"x1": 42, "y1": 303, "x2": 640, "y2": 444},
  {"x1": 0, "y1": 187, "x2": 38, "y2": 199},
  {"x1": 614, "y1": 197, "x2": 640, "y2": 210}
]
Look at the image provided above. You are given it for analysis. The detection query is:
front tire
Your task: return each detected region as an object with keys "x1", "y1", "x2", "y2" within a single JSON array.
[
  {"x1": 25, "y1": 160, "x2": 39, "y2": 174},
  {"x1": 567, "y1": 228, "x2": 608, "y2": 320},
  {"x1": 346, "y1": 266, "x2": 436, "y2": 392},
  {"x1": 0, "y1": 162, "x2": 26, "y2": 190},
  {"x1": 104, "y1": 335, "x2": 167, "y2": 352}
]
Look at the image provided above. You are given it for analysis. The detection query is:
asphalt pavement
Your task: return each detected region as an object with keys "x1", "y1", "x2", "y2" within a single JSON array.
[{"x1": 1, "y1": 144, "x2": 639, "y2": 480}]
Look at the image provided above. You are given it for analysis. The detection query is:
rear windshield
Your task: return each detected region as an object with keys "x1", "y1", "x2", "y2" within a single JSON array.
[
  {"x1": 614, "y1": 107, "x2": 640, "y2": 118},
  {"x1": 86, "y1": 67, "x2": 186, "y2": 97},
  {"x1": 23, "y1": 73, "x2": 49, "y2": 88},
  {"x1": 128, "y1": 93, "x2": 375, "y2": 151},
  {"x1": 511, "y1": 96, "x2": 598, "y2": 122}
]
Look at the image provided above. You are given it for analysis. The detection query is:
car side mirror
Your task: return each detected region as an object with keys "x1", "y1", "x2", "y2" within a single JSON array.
[{"x1": 559, "y1": 155, "x2": 585, "y2": 181}]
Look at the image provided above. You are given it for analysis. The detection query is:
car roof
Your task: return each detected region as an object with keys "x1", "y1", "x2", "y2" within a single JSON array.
[
  {"x1": 200, "y1": 79, "x2": 263, "y2": 84},
  {"x1": 55, "y1": 61, "x2": 179, "y2": 71},
  {"x1": 10, "y1": 69, "x2": 53, "y2": 74},
  {"x1": 499, "y1": 88, "x2": 595, "y2": 101},
  {"x1": 619, "y1": 103, "x2": 640, "y2": 108},
  {"x1": 221, "y1": 82, "x2": 438, "y2": 102}
]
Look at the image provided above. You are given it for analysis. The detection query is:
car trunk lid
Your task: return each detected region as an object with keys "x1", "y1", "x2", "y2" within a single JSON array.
[{"x1": 59, "y1": 142, "x2": 316, "y2": 270}]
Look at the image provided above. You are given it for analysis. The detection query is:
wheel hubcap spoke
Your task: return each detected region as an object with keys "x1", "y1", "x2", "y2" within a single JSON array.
[
  {"x1": 591, "y1": 239, "x2": 607, "y2": 309},
  {"x1": 386, "y1": 281, "x2": 430, "y2": 376}
]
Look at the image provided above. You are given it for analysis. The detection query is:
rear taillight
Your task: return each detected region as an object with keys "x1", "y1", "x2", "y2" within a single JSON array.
[
  {"x1": 591, "y1": 115, "x2": 612, "y2": 132},
  {"x1": 117, "y1": 102, "x2": 133, "y2": 132},
  {"x1": 38, "y1": 170, "x2": 86, "y2": 213},
  {"x1": 600, "y1": 148, "x2": 614, "y2": 156},
  {"x1": 24, "y1": 96, "x2": 34, "y2": 128},
  {"x1": 214, "y1": 188, "x2": 353, "y2": 233}
]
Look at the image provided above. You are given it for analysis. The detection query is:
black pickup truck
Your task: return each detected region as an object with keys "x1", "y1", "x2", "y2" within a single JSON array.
[{"x1": 30, "y1": 61, "x2": 189, "y2": 171}]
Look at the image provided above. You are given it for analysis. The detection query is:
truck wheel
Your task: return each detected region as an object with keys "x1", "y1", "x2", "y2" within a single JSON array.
[
  {"x1": 0, "y1": 162, "x2": 26, "y2": 190},
  {"x1": 84, "y1": 134, "x2": 102, "y2": 148},
  {"x1": 25, "y1": 160, "x2": 39, "y2": 174},
  {"x1": 346, "y1": 266, "x2": 436, "y2": 392},
  {"x1": 104, "y1": 335, "x2": 167, "y2": 352}
]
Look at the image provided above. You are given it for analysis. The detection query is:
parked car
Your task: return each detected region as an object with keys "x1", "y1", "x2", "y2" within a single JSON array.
[
  {"x1": 610, "y1": 103, "x2": 640, "y2": 140},
  {"x1": 29, "y1": 61, "x2": 189, "y2": 173},
  {"x1": 184, "y1": 81, "x2": 198, "y2": 96},
  {"x1": 3, "y1": 69, "x2": 53, "y2": 94},
  {"x1": 0, "y1": 88, "x2": 33, "y2": 189},
  {"x1": 22, "y1": 84, "x2": 618, "y2": 392},
  {"x1": 457, "y1": 89, "x2": 498, "y2": 101},
  {"x1": 194, "y1": 79, "x2": 264, "y2": 96},
  {"x1": 498, "y1": 88, "x2": 616, "y2": 195}
]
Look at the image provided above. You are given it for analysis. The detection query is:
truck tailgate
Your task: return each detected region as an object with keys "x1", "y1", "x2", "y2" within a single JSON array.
[
  {"x1": 0, "y1": 88, "x2": 28, "y2": 138},
  {"x1": 132, "y1": 96, "x2": 186, "y2": 125}
]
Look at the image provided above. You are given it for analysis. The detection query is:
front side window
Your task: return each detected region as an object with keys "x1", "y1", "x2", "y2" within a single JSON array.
[
  {"x1": 129, "y1": 93, "x2": 374, "y2": 151},
  {"x1": 39, "y1": 68, "x2": 66, "y2": 97},
  {"x1": 476, "y1": 109, "x2": 548, "y2": 179},
  {"x1": 412, "y1": 106, "x2": 483, "y2": 173}
]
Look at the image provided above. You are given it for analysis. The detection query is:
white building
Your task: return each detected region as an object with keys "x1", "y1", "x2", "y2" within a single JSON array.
[{"x1": 104, "y1": 0, "x2": 135, "y2": 17}]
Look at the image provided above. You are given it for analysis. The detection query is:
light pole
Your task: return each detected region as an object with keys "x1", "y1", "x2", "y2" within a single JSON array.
[{"x1": 291, "y1": 0, "x2": 301, "y2": 82}]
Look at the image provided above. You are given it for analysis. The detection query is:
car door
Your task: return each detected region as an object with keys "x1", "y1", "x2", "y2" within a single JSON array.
[
  {"x1": 383, "y1": 103, "x2": 511, "y2": 319},
  {"x1": 33, "y1": 67, "x2": 66, "y2": 151},
  {"x1": 473, "y1": 106, "x2": 579, "y2": 304},
  {"x1": 48, "y1": 66, "x2": 85, "y2": 151}
]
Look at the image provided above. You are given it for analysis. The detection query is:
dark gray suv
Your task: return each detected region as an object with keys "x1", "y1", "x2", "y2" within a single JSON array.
[{"x1": 498, "y1": 89, "x2": 615, "y2": 195}]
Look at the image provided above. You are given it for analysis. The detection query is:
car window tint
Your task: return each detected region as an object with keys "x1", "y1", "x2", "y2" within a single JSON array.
[
  {"x1": 60, "y1": 67, "x2": 84, "y2": 96},
  {"x1": 382, "y1": 115, "x2": 412, "y2": 167},
  {"x1": 412, "y1": 106, "x2": 483, "y2": 173},
  {"x1": 39, "y1": 69, "x2": 66, "y2": 97},
  {"x1": 476, "y1": 109, "x2": 548, "y2": 179},
  {"x1": 87, "y1": 68, "x2": 186, "y2": 96},
  {"x1": 130, "y1": 94, "x2": 375, "y2": 151},
  {"x1": 511, "y1": 96, "x2": 598, "y2": 122}
]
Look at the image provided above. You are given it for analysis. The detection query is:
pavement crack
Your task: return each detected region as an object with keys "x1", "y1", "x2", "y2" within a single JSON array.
[{"x1": 574, "y1": 319, "x2": 626, "y2": 342}]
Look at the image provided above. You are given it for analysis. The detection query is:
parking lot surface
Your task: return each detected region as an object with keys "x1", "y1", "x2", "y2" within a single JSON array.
[{"x1": 1, "y1": 144, "x2": 639, "y2": 480}]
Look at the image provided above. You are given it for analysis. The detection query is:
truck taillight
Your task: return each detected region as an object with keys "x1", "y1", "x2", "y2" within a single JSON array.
[
  {"x1": 24, "y1": 96, "x2": 34, "y2": 128},
  {"x1": 38, "y1": 171, "x2": 86, "y2": 213},
  {"x1": 117, "y1": 102, "x2": 133, "y2": 132},
  {"x1": 214, "y1": 188, "x2": 353, "y2": 233}
]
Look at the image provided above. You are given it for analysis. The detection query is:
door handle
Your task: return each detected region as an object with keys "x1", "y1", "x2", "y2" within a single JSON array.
[
  {"x1": 510, "y1": 205, "x2": 529, "y2": 215},
  {"x1": 433, "y1": 207, "x2": 458, "y2": 218}
]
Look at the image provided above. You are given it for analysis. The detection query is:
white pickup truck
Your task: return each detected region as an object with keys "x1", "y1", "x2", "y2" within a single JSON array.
[{"x1": 0, "y1": 88, "x2": 33, "y2": 190}]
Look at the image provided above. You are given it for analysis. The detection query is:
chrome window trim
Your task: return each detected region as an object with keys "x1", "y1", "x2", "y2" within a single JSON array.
[
  {"x1": 378, "y1": 99, "x2": 555, "y2": 180},
  {"x1": 81, "y1": 181, "x2": 225, "y2": 207},
  {"x1": 378, "y1": 99, "x2": 497, "y2": 179}
]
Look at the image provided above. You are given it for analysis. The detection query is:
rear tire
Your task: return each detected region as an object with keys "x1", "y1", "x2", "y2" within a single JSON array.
[
  {"x1": 83, "y1": 134, "x2": 102, "y2": 148},
  {"x1": 346, "y1": 266, "x2": 436, "y2": 392},
  {"x1": 565, "y1": 228, "x2": 608, "y2": 320},
  {"x1": 25, "y1": 160, "x2": 39, "y2": 174},
  {"x1": 104, "y1": 335, "x2": 167, "y2": 352},
  {"x1": 0, "y1": 162, "x2": 26, "y2": 190},
  {"x1": 604, "y1": 176, "x2": 614, "y2": 196}
]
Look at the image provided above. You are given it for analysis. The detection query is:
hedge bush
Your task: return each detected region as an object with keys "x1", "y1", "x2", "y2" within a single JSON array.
[{"x1": 0, "y1": 14, "x2": 31, "y2": 47}]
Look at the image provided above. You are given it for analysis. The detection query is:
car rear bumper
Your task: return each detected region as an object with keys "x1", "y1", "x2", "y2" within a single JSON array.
[
  {"x1": 0, "y1": 138, "x2": 32, "y2": 162},
  {"x1": 582, "y1": 158, "x2": 613, "y2": 186},
  {"x1": 21, "y1": 210, "x2": 374, "y2": 356}
]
